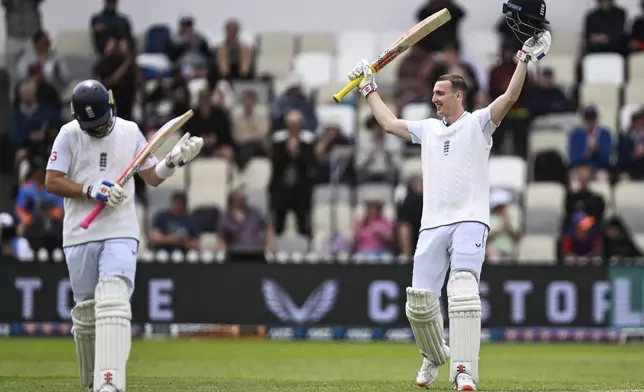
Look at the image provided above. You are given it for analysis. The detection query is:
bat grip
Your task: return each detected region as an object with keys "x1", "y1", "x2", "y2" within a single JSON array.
[
  {"x1": 80, "y1": 202, "x2": 107, "y2": 229},
  {"x1": 333, "y1": 75, "x2": 364, "y2": 103}
]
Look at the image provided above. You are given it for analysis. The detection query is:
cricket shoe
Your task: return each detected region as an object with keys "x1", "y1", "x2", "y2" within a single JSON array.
[
  {"x1": 453, "y1": 372, "x2": 476, "y2": 391},
  {"x1": 415, "y1": 357, "x2": 439, "y2": 388},
  {"x1": 97, "y1": 384, "x2": 120, "y2": 392}
]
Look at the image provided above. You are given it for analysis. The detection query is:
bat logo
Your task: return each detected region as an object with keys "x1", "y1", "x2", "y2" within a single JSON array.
[{"x1": 261, "y1": 278, "x2": 338, "y2": 324}]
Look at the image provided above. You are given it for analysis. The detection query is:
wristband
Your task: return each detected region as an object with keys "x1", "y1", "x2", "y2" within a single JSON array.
[
  {"x1": 516, "y1": 50, "x2": 530, "y2": 63},
  {"x1": 82, "y1": 184, "x2": 92, "y2": 199},
  {"x1": 360, "y1": 82, "x2": 378, "y2": 97},
  {"x1": 155, "y1": 161, "x2": 175, "y2": 180}
]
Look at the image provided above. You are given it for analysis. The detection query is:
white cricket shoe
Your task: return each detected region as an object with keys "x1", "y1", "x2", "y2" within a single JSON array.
[
  {"x1": 97, "y1": 384, "x2": 120, "y2": 392},
  {"x1": 415, "y1": 357, "x2": 439, "y2": 388},
  {"x1": 453, "y1": 372, "x2": 477, "y2": 391}
]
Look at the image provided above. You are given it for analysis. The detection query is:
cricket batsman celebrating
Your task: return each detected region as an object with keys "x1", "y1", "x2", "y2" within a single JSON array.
[
  {"x1": 348, "y1": 0, "x2": 550, "y2": 389},
  {"x1": 45, "y1": 80, "x2": 203, "y2": 392}
]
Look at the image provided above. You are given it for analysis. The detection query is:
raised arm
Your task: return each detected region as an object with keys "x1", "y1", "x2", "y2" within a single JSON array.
[
  {"x1": 490, "y1": 31, "x2": 552, "y2": 126},
  {"x1": 349, "y1": 60, "x2": 411, "y2": 142}
]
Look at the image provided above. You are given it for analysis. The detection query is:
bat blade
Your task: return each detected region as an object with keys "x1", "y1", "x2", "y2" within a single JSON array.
[
  {"x1": 79, "y1": 110, "x2": 194, "y2": 229},
  {"x1": 332, "y1": 8, "x2": 452, "y2": 103}
]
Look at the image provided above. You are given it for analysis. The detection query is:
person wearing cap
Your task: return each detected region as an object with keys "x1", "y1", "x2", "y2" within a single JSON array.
[
  {"x1": 528, "y1": 67, "x2": 572, "y2": 117},
  {"x1": 149, "y1": 191, "x2": 201, "y2": 253},
  {"x1": 270, "y1": 74, "x2": 318, "y2": 131},
  {"x1": 617, "y1": 109, "x2": 644, "y2": 179},
  {"x1": 567, "y1": 105, "x2": 612, "y2": 188},
  {"x1": 0, "y1": 212, "x2": 33, "y2": 261},
  {"x1": 90, "y1": 0, "x2": 133, "y2": 55},
  {"x1": 16, "y1": 29, "x2": 69, "y2": 92},
  {"x1": 486, "y1": 188, "x2": 520, "y2": 261}
]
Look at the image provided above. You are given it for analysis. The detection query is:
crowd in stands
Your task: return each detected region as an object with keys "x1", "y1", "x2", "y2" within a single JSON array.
[{"x1": 3, "y1": 0, "x2": 644, "y2": 265}]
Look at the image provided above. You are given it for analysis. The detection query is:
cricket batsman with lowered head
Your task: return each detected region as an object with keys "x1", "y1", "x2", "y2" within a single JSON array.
[
  {"x1": 348, "y1": 0, "x2": 551, "y2": 389},
  {"x1": 45, "y1": 80, "x2": 203, "y2": 392}
]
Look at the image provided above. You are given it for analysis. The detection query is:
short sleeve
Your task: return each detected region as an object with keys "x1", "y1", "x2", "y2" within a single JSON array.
[
  {"x1": 46, "y1": 129, "x2": 72, "y2": 174},
  {"x1": 472, "y1": 106, "x2": 498, "y2": 143},
  {"x1": 135, "y1": 129, "x2": 158, "y2": 171},
  {"x1": 407, "y1": 121, "x2": 424, "y2": 144}
]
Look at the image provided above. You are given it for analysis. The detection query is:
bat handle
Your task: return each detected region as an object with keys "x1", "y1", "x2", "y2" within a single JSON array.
[
  {"x1": 332, "y1": 75, "x2": 364, "y2": 103},
  {"x1": 80, "y1": 202, "x2": 107, "y2": 229}
]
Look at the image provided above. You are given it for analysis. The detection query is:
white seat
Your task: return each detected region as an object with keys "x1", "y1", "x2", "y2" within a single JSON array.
[
  {"x1": 54, "y1": 30, "x2": 93, "y2": 56},
  {"x1": 525, "y1": 182, "x2": 565, "y2": 235},
  {"x1": 530, "y1": 113, "x2": 581, "y2": 133},
  {"x1": 549, "y1": 32, "x2": 581, "y2": 56},
  {"x1": 337, "y1": 30, "x2": 377, "y2": 59},
  {"x1": 402, "y1": 157, "x2": 422, "y2": 179},
  {"x1": 313, "y1": 203, "x2": 353, "y2": 234},
  {"x1": 187, "y1": 78, "x2": 209, "y2": 106},
  {"x1": 256, "y1": 54, "x2": 293, "y2": 78},
  {"x1": 401, "y1": 103, "x2": 432, "y2": 121},
  {"x1": 275, "y1": 234, "x2": 310, "y2": 254},
  {"x1": 313, "y1": 185, "x2": 352, "y2": 204},
  {"x1": 518, "y1": 235, "x2": 556, "y2": 264},
  {"x1": 300, "y1": 31, "x2": 336, "y2": 54},
  {"x1": 579, "y1": 84, "x2": 620, "y2": 108},
  {"x1": 489, "y1": 156, "x2": 527, "y2": 194},
  {"x1": 188, "y1": 158, "x2": 229, "y2": 209},
  {"x1": 356, "y1": 184, "x2": 394, "y2": 204},
  {"x1": 634, "y1": 233, "x2": 644, "y2": 252},
  {"x1": 258, "y1": 31, "x2": 295, "y2": 56},
  {"x1": 239, "y1": 157, "x2": 272, "y2": 190},
  {"x1": 619, "y1": 104, "x2": 641, "y2": 132},
  {"x1": 334, "y1": 53, "x2": 362, "y2": 83},
  {"x1": 589, "y1": 181, "x2": 613, "y2": 214},
  {"x1": 529, "y1": 130, "x2": 568, "y2": 164},
  {"x1": 628, "y1": 52, "x2": 644, "y2": 81},
  {"x1": 625, "y1": 81, "x2": 644, "y2": 107},
  {"x1": 136, "y1": 53, "x2": 172, "y2": 73},
  {"x1": 293, "y1": 53, "x2": 333, "y2": 89},
  {"x1": 540, "y1": 55, "x2": 576, "y2": 87},
  {"x1": 316, "y1": 104, "x2": 357, "y2": 137},
  {"x1": 199, "y1": 233, "x2": 219, "y2": 251},
  {"x1": 615, "y1": 182, "x2": 644, "y2": 232},
  {"x1": 355, "y1": 202, "x2": 395, "y2": 221},
  {"x1": 582, "y1": 53, "x2": 625, "y2": 84},
  {"x1": 462, "y1": 29, "x2": 499, "y2": 67}
]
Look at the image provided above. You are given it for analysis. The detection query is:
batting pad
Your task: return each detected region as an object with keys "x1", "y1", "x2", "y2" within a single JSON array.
[
  {"x1": 447, "y1": 271, "x2": 482, "y2": 383},
  {"x1": 93, "y1": 276, "x2": 132, "y2": 392},
  {"x1": 405, "y1": 287, "x2": 449, "y2": 365},
  {"x1": 71, "y1": 299, "x2": 96, "y2": 389}
]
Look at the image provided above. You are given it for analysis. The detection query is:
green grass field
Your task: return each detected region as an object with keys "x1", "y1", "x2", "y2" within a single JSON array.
[{"x1": 1, "y1": 338, "x2": 643, "y2": 391}]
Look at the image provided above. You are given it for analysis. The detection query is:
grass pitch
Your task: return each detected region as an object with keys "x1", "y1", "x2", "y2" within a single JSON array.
[{"x1": 1, "y1": 338, "x2": 643, "y2": 391}]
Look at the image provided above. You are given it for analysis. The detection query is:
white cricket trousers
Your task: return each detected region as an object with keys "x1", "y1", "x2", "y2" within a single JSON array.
[
  {"x1": 412, "y1": 222, "x2": 488, "y2": 294},
  {"x1": 63, "y1": 238, "x2": 139, "y2": 303}
]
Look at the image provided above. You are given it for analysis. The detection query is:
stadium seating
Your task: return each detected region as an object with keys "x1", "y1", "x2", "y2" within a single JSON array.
[
  {"x1": 518, "y1": 235, "x2": 556, "y2": 264},
  {"x1": 582, "y1": 53, "x2": 625, "y2": 85},
  {"x1": 293, "y1": 53, "x2": 334, "y2": 88},
  {"x1": 525, "y1": 182, "x2": 565, "y2": 234},
  {"x1": 300, "y1": 31, "x2": 336, "y2": 54}
]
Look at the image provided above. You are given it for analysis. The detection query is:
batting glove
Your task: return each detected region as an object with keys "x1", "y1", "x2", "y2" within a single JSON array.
[
  {"x1": 517, "y1": 31, "x2": 551, "y2": 63},
  {"x1": 348, "y1": 59, "x2": 378, "y2": 98},
  {"x1": 155, "y1": 132, "x2": 204, "y2": 180},
  {"x1": 84, "y1": 180, "x2": 125, "y2": 207}
]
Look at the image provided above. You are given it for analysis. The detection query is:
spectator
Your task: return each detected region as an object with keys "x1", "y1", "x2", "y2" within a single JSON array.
[
  {"x1": 94, "y1": 36, "x2": 138, "y2": 121},
  {"x1": 232, "y1": 90, "x2": 270, "y2": 168},
  {"x1": 8, "y1": 81, "x2": 59, "y2": 160},
  {"x1": 630, "y1": 0, "x2": 644, "y2": 51},
  {"x1": 15, "y1": 161, "x2": 63, "y2": 228},
  {"x1": 617, "y1": 109, "x2": 644, "y2": 179},
  {"x1": 14, "y1": 62, "x2": 62, "y2": 112},
  {"x1": 217, "y1": 188, "x2": 274, "y2": 253},
  {"x1": 90, "y1": 0, "x2": 133, "y2": 55},
  {"x1": 562, "y1": 165, "x2": 605, "y2": 234},
  {"x1": 149, "y1": 192, "x2": 200, "y2": 253},
  {"x1": 22, "y1": 199, "x2": 63, "y2": 252},
  {"x1": 416, "y1": 0, "x2": 465, "y2": 53},
  {"x1": 528, "y1": 67, "x2": 573, "y2": 117},
  {"x1": 0, "y1": 212, "x2": 33, "y2": 261},
  {"x1": 495, "y1": 16, "x2": 522, "y2": 52},
  {"x1": 187, "y1": 88, "x2": 234, "y2": 162},
  {"x1": 397, "y1": 175, "x2": 423, "y2": 261},
  {"x1": 2, "y1": 0, "x2": 43, "y2": 90},
  {"x1": 396, "y1": 45, "x2": 431, "y2": 105},
  {"x1": 269, "y1": 110, "x2": 317, "y2": 237},
  {"x1": 568, "y1": 105, "x2": 612, "y2": 186},
  {"x1": 314, "y1": 122, "x2": 354, "y2": 184},
  {"x1": 213, "y1": 19, "x2": 253, "y2": 82},
  {"x1": 583, "y1": 0, "x2": 627, "y2": 55},
  {"x1": 167, "y1": 17, "x2": 211, "y2": 79},
  {"x1": 354, "y1": 200, "x2": 395, "y2": 257},
  {"x1": 427, "y1": 43, "x2": 481, "y2": 112},
  {"x1": 17, "y1": 30, "x2": 69, "y2": 92},
  {"x1": 271, "y1": 75, "x2": 318, "y2": 131},
  {"x1": 357, "y1": 115, "x2": 402, "y2": 183},
  {"x1": 488, "y1": 39, "x2": 532, "y2": 156},
  {"x1": 561, "y1": 212, "x2": 603, "y2": 262},
  {"x1": 486, "y1": 188, "x2": 520, "y2": 261},
  {"x1": 603, "y1": 216, "x2": 642, "y2": 261}
]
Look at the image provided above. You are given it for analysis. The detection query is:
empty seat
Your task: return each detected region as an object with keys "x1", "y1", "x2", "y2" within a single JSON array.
[
  {"x1": 258, "y1": 31, "x2": 295, "y2": 56},
  {"x1": 582, "y1": 53, "x2": 625, "y2": 84},
  {"x1": 256, "y1": 54, "x2": 292, "y2": 78},
  {"x1": 462, "y1": 29, "x2": 499, "y2": 66},
  {"x1": 334, "y1": 53, "x2": 361, "y2": 83},
  {"x1": 293, "y1": 53, "x2": 333, "y2": 88},
  {"x1": 402, "y1": 103, "x2": 432, "y2": 121},
  {"x1": 549, "y1": 32, "x2": 581, "y2": 56},
  {"x1": 313, "y1": 184, "x2": 352, "y2": 204},
  {"x1": 625, "y1": 81, "x2": 644, "y2": 107},
  {"x1": 239, "y1": 158, "x2": 271, "y2": 190},
  {"x1": 245, "y1": 188, "x2": 269, "y2": 217},
  {"x1": 188, "y1": 78, "x2": 209, "y2": 106},
  {"x1": 60, "y1": 55, "x2": 95, "y2": 80},
  {"x1": 530, "y1": 113, "x2": 581, "y2": 133},
  {"x1": 200, "y1": 233, "x2": 219, "y2": 251},
  {"x1": 357, "y1": 184, "x2": 394, "y2": 204},
  {"x1": 528, "y1": 130, "x2": 568, "y2": 164},
  {"x1": 540, "y1": 55, "x2": 576, "y2": 87},
  {"x1": 579, "y1": 83, "x2": 620, "y2": 108},
  {"x1": 337, "y1": 30, "x2": 377, "y2": 59},
  {"x1": 629, "y1": 53, "x2": 644, "y2": 81},
  {"x1": 355, "y1": 202, "x2": 395, "y2": 221},
  {"x1": 313, "y1": 203, "x2": 353, "y2": 234},
  {"x1": 525, "y1": 182, "x2": 565, "y2": 234},
  {"x1": 615, "y1": 181, "x2": 644, "y2": 232},
  {"x1": 619, "y1": 104, "x2": 641, "y2": 132},
  {"x1": 634, "y1": 233, "x2": 644, "y2": 252},
  {"x1": 188, "y1": 158, "x2": 229, "y2": 209},
  {"x1": 300, "y1": 31, "x2": 336, "y2": 53},
  {"x1": 489, "y1": 156, "x2": 527, "y2": 194},
  {"x1": 54, "y1": 30, "x2": 93, "y2": 56},
  {"x1": 402, "y1": 157, "x2": 422, "y2": 178},
  {"x1": 316, "y1": 104, "x2": 357, "y2": 137},
  {"x1": 518, "y1": 235, "x2": 556, "y2": 264},
  {"x1": 275, "y1": 234, "x2": 310, "y2": 253}
]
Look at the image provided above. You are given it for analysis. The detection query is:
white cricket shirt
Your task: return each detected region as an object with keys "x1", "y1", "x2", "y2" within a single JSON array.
[
  {"x1": 46, "y1": 117, "x2": 158, "y2": 247},
  {"x1": 407, "y1": 106, "x2": 497, "y2": 231}
]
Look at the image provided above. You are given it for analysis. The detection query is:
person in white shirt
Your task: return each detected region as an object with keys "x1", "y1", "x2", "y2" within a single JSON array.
[
  {"x1": 45, "y1": 79, "x2": 203, "y2": 392},
  {"x1": 347, "y1": 3, "x2": 551, "y2": 389}
]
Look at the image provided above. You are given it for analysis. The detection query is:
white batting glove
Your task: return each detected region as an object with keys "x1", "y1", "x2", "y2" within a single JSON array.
[
  {"x1": 348, "y1": 59, "x2": 377, "y2": 98},
  {"x1": 155, "y1": 132, "x2": 204, "y2": 180},
  {"x1": 517, "y1": 31, "x2": 551, "y2": 63},
  {"x1": 84, "y1": 180, "x2": 126, "y2": 208}
]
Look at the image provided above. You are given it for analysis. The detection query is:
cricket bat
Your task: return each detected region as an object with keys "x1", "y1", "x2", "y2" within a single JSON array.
[
  {"x1": 332, "y1": 8, "x2": 452, "y2": 103},
  {"x1": 80, "y1": 109, "x2": 194, "y2": 229}
]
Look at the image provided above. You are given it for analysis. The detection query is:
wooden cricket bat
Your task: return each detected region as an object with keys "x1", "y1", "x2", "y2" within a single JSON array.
[
  {"x1": 332, "y1": 8, "x2": 452, "y2": 103},
  {"x1": 80, "y1": 110, "x2": 194, "y2": 229}
]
